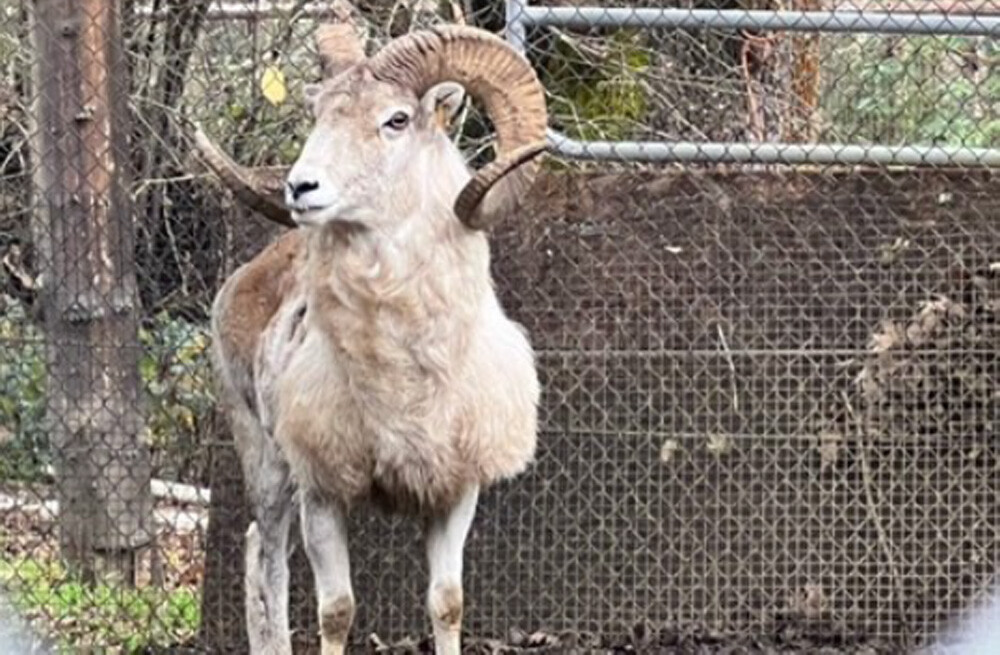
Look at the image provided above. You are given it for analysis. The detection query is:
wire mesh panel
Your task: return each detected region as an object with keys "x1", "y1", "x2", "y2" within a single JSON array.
[{"x1": 0, "y1": 0, "x2": 998, "y2": 653}]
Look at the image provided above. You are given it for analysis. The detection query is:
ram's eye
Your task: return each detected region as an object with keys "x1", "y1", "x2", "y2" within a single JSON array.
[{"x1": 385, "y1": 111, "x2": 410, "y2": 131}]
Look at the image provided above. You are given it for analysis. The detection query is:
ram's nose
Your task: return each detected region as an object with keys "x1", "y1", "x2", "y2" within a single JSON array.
[
  {"x1": 285, "y1": 166, "x2": 327, "y2": 210},
  {"x1": 287, "y1": 179, "x2": 319, "y2": 202}
]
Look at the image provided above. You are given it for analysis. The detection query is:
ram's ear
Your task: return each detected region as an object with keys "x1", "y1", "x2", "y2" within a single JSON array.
[
  {"x1": 420, "y1": 82, "x2": 467, "y2": 130},
  {"x1": 303, "y1": 83, "x2": 324, "y2": 111}
]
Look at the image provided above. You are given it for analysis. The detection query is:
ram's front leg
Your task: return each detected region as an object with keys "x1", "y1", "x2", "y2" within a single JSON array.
[
  {"x1": 300, "y1": 492, "x2": 355, "y2": 655},
  {"x1": 425, "y1": 486, "x2": 480, "y2": 655}
]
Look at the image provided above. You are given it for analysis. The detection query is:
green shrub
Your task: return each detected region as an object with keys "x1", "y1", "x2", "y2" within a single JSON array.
[
  {"x1": 0, "y1": 298, "x2": 47, "y2": 481},
  {"x1": 541, "y1": 29, "x2": 651, "y2": 142},
  {"x1": 823, "y1": 35, "x2": 999, "y2": 147},
  {"x1": 139, "y1": 312, "x2": 216, "y2": 484},
  {"x1": 0, "y1": 298, "x2": 216, "y2": 484},
  {"x1": 0, "y1": 556, "x2": 200, "y2": 653}
]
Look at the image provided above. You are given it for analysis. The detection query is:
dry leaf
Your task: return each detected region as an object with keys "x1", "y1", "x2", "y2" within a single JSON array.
[
  {"x1": 706, "y1": 434, "x2": 732, "y2": 455},
  {"x1": 260, "y1": 66, "x2": 287, "y2": 106},
  {"x1": 817, "y1": 431, "x2": 842, "y2": 470},
  {"x1": 659, "y1": 438, "x2": 680, "y2": 464}
]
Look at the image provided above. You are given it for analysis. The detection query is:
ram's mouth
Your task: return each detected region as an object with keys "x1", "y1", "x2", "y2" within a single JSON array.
[
  {"x1": 286, "y1": 193, "x2": 337, "y2": 214},
  {"x1": 288, "y1": 203, "x2": 328, "y2": 215},
  {"x1": 291, "y1": 202, "x2": 355, "y2": 227}
]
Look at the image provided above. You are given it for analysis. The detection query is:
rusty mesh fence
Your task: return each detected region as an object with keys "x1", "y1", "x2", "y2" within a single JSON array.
[{"x1": 1, "y1": 0, "x2": 998, "y2": 653}]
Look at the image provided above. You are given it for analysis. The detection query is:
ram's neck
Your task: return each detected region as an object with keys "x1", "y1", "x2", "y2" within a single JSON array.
[{"x1": 302, "y1": 210, "x2": 491, "y2": 378}]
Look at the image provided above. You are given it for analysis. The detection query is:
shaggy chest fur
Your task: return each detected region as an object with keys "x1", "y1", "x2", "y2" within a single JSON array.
[{"x1": 270, "y1": 226, "x2": 502, "y2": 511}]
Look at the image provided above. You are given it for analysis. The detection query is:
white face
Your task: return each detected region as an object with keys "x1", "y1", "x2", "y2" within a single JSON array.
[{"x1": 284, "y1": 67, "x2": 468, "y2": 230}]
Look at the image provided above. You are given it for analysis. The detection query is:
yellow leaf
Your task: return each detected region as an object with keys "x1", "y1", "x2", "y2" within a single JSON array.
[{"x1": 260, "y1": 66, "x2": 287, "y2": 106}]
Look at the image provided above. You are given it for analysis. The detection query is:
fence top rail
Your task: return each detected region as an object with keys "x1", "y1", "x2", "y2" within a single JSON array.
[
  {"x1": 546, "y1": 133, "x2": 1000, "y2": 167},
  {"x1": 518, "y1": 6, "x2": 1000, "y2": 36},
  {"x1": 134, "y1": 1, "x2": 1000, "y2": 27}
]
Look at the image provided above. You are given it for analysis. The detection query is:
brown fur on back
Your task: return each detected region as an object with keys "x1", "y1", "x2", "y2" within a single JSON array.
[{"x1": 213, "y1": 231, "x2": 305, "y2": 389}]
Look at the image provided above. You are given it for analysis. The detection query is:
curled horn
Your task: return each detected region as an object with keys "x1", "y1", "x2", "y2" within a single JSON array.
[
  {"x1": 368, "y1": 25, "x2": 548, "y2": 229},
  {"x1": 316, "y1": 0, "x2": 367, "y2": 78},
  {"x1": 192, "y1": 4, "x2": 368, "y2": 225},
  {"x1": 192, "y1": 126, "x2": 295, "y2": 227}
]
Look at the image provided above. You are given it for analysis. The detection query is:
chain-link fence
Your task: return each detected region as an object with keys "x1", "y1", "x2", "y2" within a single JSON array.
[{"x1": 0, "y1": 0, "x2": 997, "y2": 652}]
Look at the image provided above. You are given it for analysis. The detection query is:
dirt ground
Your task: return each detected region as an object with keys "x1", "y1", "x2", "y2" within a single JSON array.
[
  {"x1": 357, "y1": 629, "x2": 901, "y2": 654},
  {"x1": 142, "y1": 633, "x2": 902, "y2": 655}
]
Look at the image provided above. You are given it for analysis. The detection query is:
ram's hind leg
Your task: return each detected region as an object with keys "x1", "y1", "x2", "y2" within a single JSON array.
[
  {"x1": 244, "y1": 512, "x2": 293, "y2": 655},
  {"x1": 231, "y1": 401, "x2": 295, "y2": 655},
  {"x1": 300, "y1": 492, "x2": 354, "y2": 655},
  {"x1": 425, "y1": 486, "x2": 480, "y2": 655}
]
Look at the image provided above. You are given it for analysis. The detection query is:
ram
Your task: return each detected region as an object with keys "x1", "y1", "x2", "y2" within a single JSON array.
[{"x1": 194, "y1": 13, "x2": 548, "y2": 655}]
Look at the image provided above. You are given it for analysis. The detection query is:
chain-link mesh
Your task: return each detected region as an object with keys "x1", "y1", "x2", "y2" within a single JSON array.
[{"x1": 1, "y1": 0, "x2": 997, "y2": 652}]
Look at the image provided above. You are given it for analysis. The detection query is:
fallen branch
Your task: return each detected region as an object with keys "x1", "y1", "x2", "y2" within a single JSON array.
[
  {"x1": 151, "y1": 479, "x2": 212, "y2": 506},
  {"x1": 42, "y1": 466, "x2": 210, "y2": 506}
]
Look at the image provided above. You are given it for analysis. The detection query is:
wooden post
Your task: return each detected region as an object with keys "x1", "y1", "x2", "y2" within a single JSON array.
[{"x1": 28, "y1": 0, "x2": 152, "y2": 582}]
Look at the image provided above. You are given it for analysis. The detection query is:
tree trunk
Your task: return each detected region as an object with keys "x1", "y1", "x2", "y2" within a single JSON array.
[
  {"x1": 28, "y1": 0, "x2": 152, "y2": 583},
  {"x1": 787, "y1": 0, "x2": 822, "y2": 142}
]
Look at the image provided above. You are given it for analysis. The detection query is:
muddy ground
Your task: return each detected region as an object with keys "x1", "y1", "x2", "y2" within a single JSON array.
[
  {"x1": 357, "y1": 629, "x2": 901, "y2": 655},
  {"x1": 144, "y1": 634, "x2": 903, "y2": 655}
]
